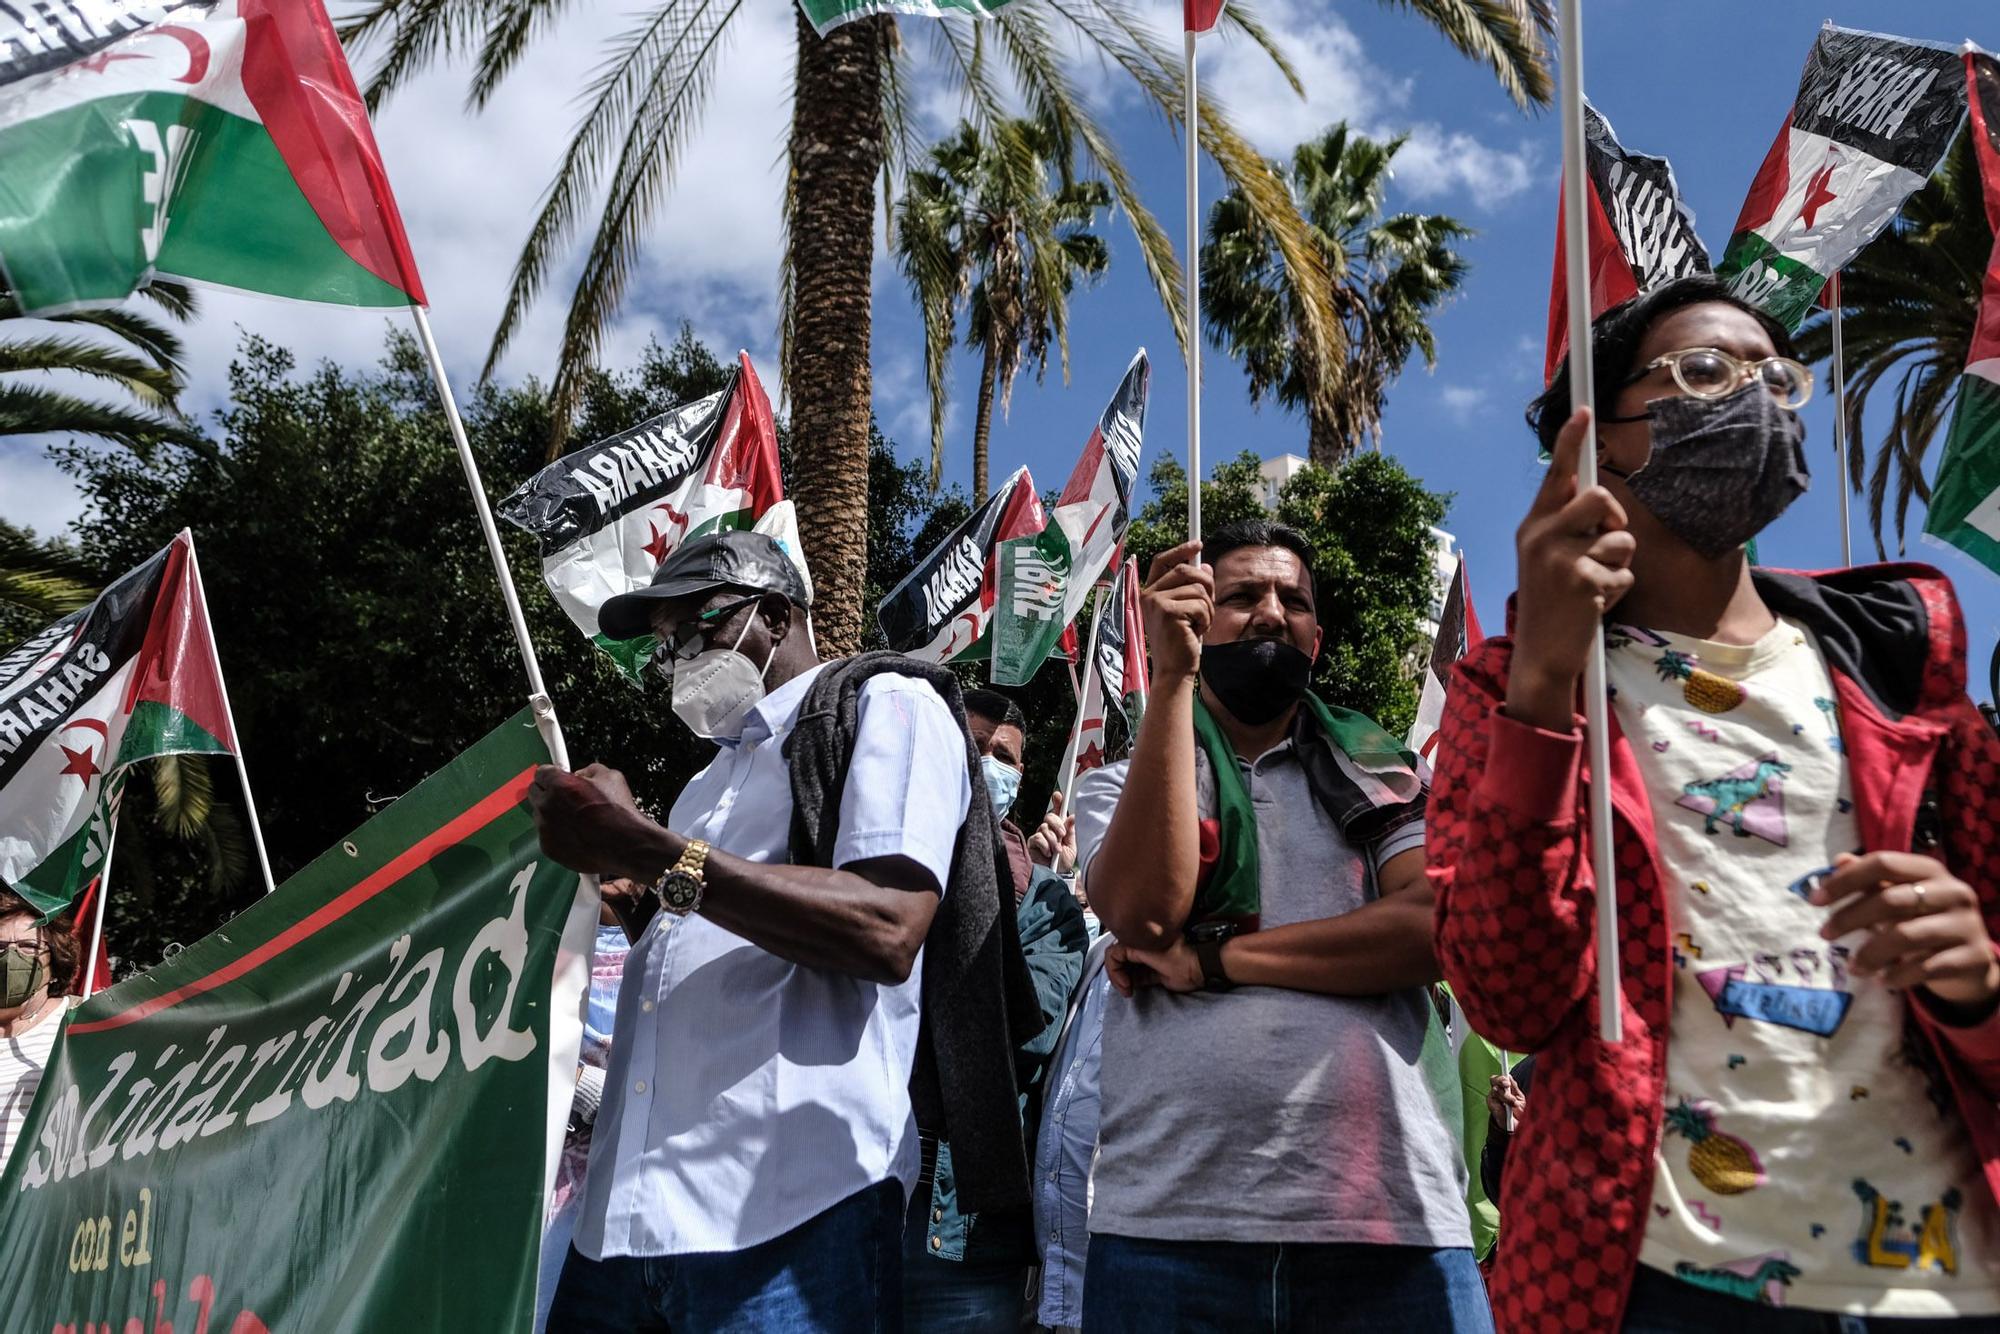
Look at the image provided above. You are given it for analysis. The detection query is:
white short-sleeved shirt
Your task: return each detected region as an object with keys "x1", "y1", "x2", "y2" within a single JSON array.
[
  {"x1": 572, "y1": 664, "x2": 972, "y2": 1258},
  {"x1": 0, "y1": 997, "x2": 71, "y2": 1171}
]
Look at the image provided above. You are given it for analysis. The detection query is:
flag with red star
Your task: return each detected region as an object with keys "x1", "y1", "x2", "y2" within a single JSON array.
[
  {"x1": 2, "y1": 531, "x2": 239, "y2": 917},
  {"x1": 1716, "y1": 22, "x2": 1965, "y2": 331},
  {"x1": 500, "y1": 352, "x2": 786, "y2": 679},
  {"x1": 1542, "y1": 101, "x2": 1708, "y2": 386}
]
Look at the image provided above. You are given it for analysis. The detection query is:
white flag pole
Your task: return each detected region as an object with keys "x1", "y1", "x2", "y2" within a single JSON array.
[
  {"x1": 1557, "y1": 0, "x2": 1622, "y2": 1043},
  {"x1": 409, "y1": 305, "x2": 571, "y2": 770},
  {"x1": 1829, "y1": 271, "x2": 1854, "y2": 567},
  {"x1": 1059, "y1": 589, "x2": 1111, "y2": 805},
  {"x1": 81, "y1": 817, "x2": 119, "y2": 1001},
  {"x1": 1184, "y1": 28, "x2": 1204, "y2": 542},
  {"x1": 186, "y1": 541, "x2": 278, "y2": 898}
]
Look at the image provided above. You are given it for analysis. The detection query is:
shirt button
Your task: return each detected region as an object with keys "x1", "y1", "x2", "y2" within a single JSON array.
[
  {"x1": 929, "y1": 1236, "x2": 942, "y2": 1251},
  {"x1": 931, "y1": 1208, "x2": 942, "y2": 1223},
  {"x1": 640, "y1": 1000, "x2": 655, "y2": 1013},
  {"x1": 633, "y1": 1080, "x2": 647, "y2": 1093}
]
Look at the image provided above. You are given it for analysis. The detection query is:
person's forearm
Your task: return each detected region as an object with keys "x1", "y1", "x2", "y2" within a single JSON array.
[
  {"x1": 1218, "y1": 894, "x2": 1441, "y2": 995},
  {"x1": 1085, "y1": 673, "x2": 1202, "y2": 950},
  {"x1": 609, "y1": 824, "x2": 933, "y2": 984}
]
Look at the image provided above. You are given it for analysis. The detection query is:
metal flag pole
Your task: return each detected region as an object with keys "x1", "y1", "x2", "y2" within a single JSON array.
[
  {"x1": 1059, "y1": 589, "x2": 1111, "y2": 805},
  {"x1": 1829, "y1": 271, "x2": 1854, "y2": 566},
  {"x1": 187, "y1": 541, "x2": 278, "y2": 897},
  {"x1": 81, "y1": 818, "x2": 119, "y2": 1001},
  {"x1": 409, "y1": 305, "x2": 571, "y2": 770},
  {"x1": 1557, "y1": 0, "x2": 1622, "y2": 1043},
  {"x1": 1184, "y1": 28, "x2": 1204, "y2": 542}
]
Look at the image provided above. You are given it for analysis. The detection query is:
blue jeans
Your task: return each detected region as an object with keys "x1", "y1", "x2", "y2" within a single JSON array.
[
  {"x1": 899, "y1": 1186, "x2": 1030, "y2": 1332},
  {"x1": 1623, "y1": 1263, "x2": 2000, "y2": 1333},
  {"x1": 544, "y1": 1180, "x2": 904, "y2": 1334},
  {"x1": 1080, "y1": 1233, "x2": 1493, "y2": 1333}
]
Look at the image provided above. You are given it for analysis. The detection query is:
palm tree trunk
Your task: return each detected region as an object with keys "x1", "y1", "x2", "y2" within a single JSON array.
[
  {"x1": 1306, "y1": 405, "x2": 1345, "y2": 469},
  {"x1": 786, "y1": 10, "x2": 887, "y2": 656},
  {"x1": 971, "y1": 336, "x2": 1000, "y2": 500}
]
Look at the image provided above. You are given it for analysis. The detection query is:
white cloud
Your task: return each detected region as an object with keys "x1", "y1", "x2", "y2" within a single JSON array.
[
  {"x1": 1394, "y1": 128, "x2": 1541, "y2": 210},
  {"x1": 1439, "y1": 384, "x2": 1488, "y2": 422},
  {"x1": 0, "y1": 441, "x2": 90, "y2": 536}
]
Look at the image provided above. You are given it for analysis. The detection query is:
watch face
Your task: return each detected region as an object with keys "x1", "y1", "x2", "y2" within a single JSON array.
[{"x1": 658, "y1": 870, "x2": 702, "y2": 915}]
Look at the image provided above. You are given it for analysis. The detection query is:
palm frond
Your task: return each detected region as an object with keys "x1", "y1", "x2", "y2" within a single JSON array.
[
  {"x1": 1220, "y1": 1, "x2": 1305, "y2": 98},
  {"x1": 0, "y1": 384, "x2": 194, "y2": 454},
  {"x1": 149, "y1": 752, "x2": 213, "y2": 842},
  {"x1": 1379, "y1": 0, "x2": 1553, "y2": 109},
  {"x1": 0, "y1": 336, "x2": 182, "y2": 407},
  {"x1": 341, "y1": 0, "x2": 499, "y2": 111},
  {"x1": 46, "y1": 306, "x2": 187, "y2": 384},
  {"x1": 469, "y1": 0, "x2": 578, "y2": 108},
  {"x1": 133, "y1": 279, "x2": 198, "y2": 324}
]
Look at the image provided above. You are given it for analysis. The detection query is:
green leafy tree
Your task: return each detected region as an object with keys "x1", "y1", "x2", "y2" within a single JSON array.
[
  {"x1": 339, "y1": 0, "x2": 1548, "y2": 654},
  {"x1": 1793, "y1": 130, "x2": 1990, "y2": 556},
  {"x1": 896, "y1": 117, "x2": 1111, "y2": 497},
  {"x1": 0, "y1": 278, "x2": 200, "y2": 454},
  {"x1": 1203, "y1": 124, "x2": 1472, "y2": 465},
  {"x1": 0, "y1": 520, "x2": 95, "y2": 643},
  {"x1": 1124, "y1": 450, "x2": 1447, "y2": 733}
]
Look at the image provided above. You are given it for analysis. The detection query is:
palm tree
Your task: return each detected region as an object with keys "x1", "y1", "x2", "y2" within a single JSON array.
[
  {"x1": 1792, "y1": 130, "x2": 1990, "y2": 557},
  {"x1": 1202, "y1": 123, "x2": 1473, "y2": 466},
  {"x1": 340, "y1": 1, "x2": 1551, "y2": 652},
  {"x1": 896, "y1": 116, "x2": 1110, "y2": 497},
  {"x1": 0, "y1": 279, "x2": 198, "y2": 454}
]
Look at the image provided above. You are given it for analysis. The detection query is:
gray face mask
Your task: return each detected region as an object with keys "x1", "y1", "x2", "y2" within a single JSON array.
[{"x1": 1606, "y1": 383, "x2": 1810, "y2": 559}]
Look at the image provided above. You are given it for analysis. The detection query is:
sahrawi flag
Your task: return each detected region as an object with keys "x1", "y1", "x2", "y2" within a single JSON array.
[
  {"x1": 501, "y1": 354, "x2": 786, "y2": 678},
  {"x1": 0, "y1": 0, "x2": 426, "y2": 313},
  {"x1": 878, "y1": 467, "x2": 1048, "y2": 664},
  {"x1": 1922, "y1": 47, "x2": 2000, "y2": 575},
  {"x1": 1716, "y1": 21, "x2": 1964, "y2": 332},
  {"x1": 991, "y1": 351, "x2": 1149, "y2": 687},
  {"x1": 0, "y1": 531, "x2": 238, "y2": 916},
  {"x1": 1068, "y1": 554, "x2": 1149, "y2": 786},
  {"x1": 1544, "y1": 101, "x2": 1709, "y2": 384},
  {"x1": 798, "y1": 0, "x2": 1015, "y2": 36},
  {"x1": 1406, "y1": 554, "x2": 1484, "y2": 765}
]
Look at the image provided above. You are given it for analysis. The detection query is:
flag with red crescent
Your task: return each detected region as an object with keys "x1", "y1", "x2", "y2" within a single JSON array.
[
  {"x1": 1, "y1": 530, "x2": 239, "y2": 916},
  {"x1": 0, "y1": 0, "x2": 426, "y2": 313}
]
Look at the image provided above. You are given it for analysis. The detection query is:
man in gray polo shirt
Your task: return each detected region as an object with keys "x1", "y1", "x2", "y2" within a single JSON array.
[{"x1": 1072, "y1": 520, "x2": 1488, "y2": 1332}]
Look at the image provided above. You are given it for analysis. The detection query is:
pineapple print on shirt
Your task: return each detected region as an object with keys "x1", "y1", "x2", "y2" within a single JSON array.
[{"x1": 1605, "y1": 618, "x2": 2000, "y2": 1316}]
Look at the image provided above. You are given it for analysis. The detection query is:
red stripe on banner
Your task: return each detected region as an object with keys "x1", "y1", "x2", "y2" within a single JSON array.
[
  {"x1": 1185, "y1": 0, "x2": 1226, "y2": 32},
  {"x1": 70, "y1": 766, "x2": 537, "y2": 1035}
]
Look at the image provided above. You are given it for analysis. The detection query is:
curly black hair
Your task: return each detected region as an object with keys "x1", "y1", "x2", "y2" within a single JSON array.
[{"x1": 1527, "y1": 274, "x2": 1799, "y2": 455}]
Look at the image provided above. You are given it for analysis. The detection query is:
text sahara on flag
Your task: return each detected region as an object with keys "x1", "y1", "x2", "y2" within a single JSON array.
[
  {"x1": 0, "y1": 0, "x2": 426, "y2": 314},
  {"x1": 1717, "y1": 22, "x2": 1965, "y2": 332}
]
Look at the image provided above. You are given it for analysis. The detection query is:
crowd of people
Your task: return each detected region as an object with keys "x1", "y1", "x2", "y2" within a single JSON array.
[{"x1": 6, "y1": 274, "x2": 2000, "y2": 1332}]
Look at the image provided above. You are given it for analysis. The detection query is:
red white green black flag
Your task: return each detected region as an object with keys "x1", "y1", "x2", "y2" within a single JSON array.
[
  {"x1": 0, "y1": 0, "x2": 426, "y2": 313},
  {"x1": 1923, "y1": 47, "x2": 2000, "y2": 576},
  {"x1": 0, "y1": 530, "x2": 238, "y2": 916},
  {"x1": 500, "y1": 354, "x2": 788, "y2": 679},
  {"x1": 877, "y1": 466, "x2": 1048, "y2": 665}
]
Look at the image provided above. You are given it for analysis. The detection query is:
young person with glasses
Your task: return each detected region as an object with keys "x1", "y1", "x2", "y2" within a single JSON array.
[{"x1": 1430, "y1": 275, "x2": 2000, "y2": 1332}]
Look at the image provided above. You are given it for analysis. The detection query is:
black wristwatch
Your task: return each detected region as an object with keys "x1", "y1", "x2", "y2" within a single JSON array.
[{"x1": 1187, "y1": 922, "x2": 1235, "y2": 993}]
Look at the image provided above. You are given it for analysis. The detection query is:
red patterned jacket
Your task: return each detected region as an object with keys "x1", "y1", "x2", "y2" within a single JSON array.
[{"x1": 1429, "y1": 565, "x2": 2000, "y2": 1332}]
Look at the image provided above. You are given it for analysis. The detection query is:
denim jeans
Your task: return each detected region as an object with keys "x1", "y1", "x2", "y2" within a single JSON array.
[
  {"x1": 544, "y1": 1180, "x2": 904, "y2": 1334},
  {"x1": 899, "y1": 1184, "x2": 1031, "y2": 1333},
  {"x1": 1622, "y1": 1263, "x2": 2000, "y2": 1334},
  {"x1": 1079, "y1": 1233, "x2": 1494, "y2": 1333}
]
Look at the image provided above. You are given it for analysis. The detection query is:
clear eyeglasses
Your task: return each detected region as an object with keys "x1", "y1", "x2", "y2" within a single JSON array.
[{"x1": 1621, "y1": 346, "x2": 1814, "y2": 410}]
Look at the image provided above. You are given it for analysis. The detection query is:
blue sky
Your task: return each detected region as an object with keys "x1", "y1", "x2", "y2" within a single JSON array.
[{"x1": 4, "y1": 1, "x2": 2000, "y2": 699}]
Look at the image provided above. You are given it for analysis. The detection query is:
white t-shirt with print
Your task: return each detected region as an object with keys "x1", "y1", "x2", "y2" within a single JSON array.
[
  {"x1": 0, "y1": 996, "x2": 72, "y2": 1171},
  {"x1": 1606, "y1": 616, "x2": 2000, "y2": 1315}
]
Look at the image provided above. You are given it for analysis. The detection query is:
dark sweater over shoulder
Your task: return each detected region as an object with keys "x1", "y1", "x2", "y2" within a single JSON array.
[{"x1": 785, "y1": 651, "x2": 1046, "y2": 1213}]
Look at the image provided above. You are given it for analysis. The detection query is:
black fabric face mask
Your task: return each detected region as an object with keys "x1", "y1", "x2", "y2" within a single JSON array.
[
  {"x1": 1606, "y1": 383, "x2": 1810, "y2": 559},
  {"x1": 1201, "y1": 637, "x2": 1313, "y2": 725}
]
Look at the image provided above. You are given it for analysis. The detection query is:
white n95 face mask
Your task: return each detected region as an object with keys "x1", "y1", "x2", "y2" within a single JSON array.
[{"x1": 671, "y1": 611, "x2": 776, "y2": 740}]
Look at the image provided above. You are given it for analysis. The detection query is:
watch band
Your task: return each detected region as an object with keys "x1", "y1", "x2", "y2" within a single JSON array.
[
  {"x1": 1193, "y1": 934, "x2": 1233, "y2": 992},
  {"x1": 653, "y1": 838, "x2": 711, "y2": 916}
]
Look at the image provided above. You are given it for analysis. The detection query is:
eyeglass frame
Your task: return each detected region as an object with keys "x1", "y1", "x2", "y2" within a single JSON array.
[
  {"x1": 1617, "y1": 345, "x2": 1815, "y2": 410},
  {"x1": 646, "y1": 594, "x2": 765, "y2": 681}
]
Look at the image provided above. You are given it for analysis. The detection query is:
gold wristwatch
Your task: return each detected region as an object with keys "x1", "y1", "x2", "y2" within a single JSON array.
[{"x1": 653, "y1": 839, "x2": 710, "y2": 917}]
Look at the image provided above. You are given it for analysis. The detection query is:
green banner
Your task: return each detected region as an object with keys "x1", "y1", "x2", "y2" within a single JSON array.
[{"x1": 0, "y1": 712, "x2": 591, "y2": 1331}]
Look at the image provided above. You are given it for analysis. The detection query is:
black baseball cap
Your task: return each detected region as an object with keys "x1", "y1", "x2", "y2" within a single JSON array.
[{"x1": 599, "y1": 530, "x2": 812, "y2": 641}]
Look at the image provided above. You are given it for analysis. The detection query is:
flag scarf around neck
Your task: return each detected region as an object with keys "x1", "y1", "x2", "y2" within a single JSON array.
[
  {"x1": 877, "y1": 465, "x2": 1047, "y2": 664},
  {"x1": 0, "y1": 531, "x2": 238, "y2": 917},
  {"x1": 500, "y1": 353, "x2": 787, "y2": 679},
  {"x1": 1543, "y1": 102, "x2": 1709, "y2": 385},
  {"x1": 1716, "y1": 21, "x2": 1964, "y2": 332},
  {"x1": 0, "y1": 0, "x2": 426, "y2": 314},
  {"x1": 0, "y1": 712, "x2": 593, "y2": 1330},
  {"x1": 1189, "y1": 692, "x2": 1424, "y2": 932},
  {"x1": 1407, "y1": 554, "x2": 1483, "y2": 763},
  {"x1": 991, "y1": 350, "x2": 1147, "y2": 687},
  {"x1": 1923, "y1": 47, "x2": 2000, "y2": 574},
  {"x1": 799, "y1": 0, "x2": 1017, "y2": 36}
]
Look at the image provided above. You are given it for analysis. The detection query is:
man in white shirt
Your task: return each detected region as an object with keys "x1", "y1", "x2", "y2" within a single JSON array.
[{"x1": 529, "y1": 531, "x2": 974, "y2": 1334}]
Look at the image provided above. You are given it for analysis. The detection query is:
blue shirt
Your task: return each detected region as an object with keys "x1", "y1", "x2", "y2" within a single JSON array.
[
  {"x1": 572, "y1": 664, "x2": 971, "y2": 1258},
  {"x1": 1034, "y1": 937, "x2": 1113, "y2": 1327}
]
